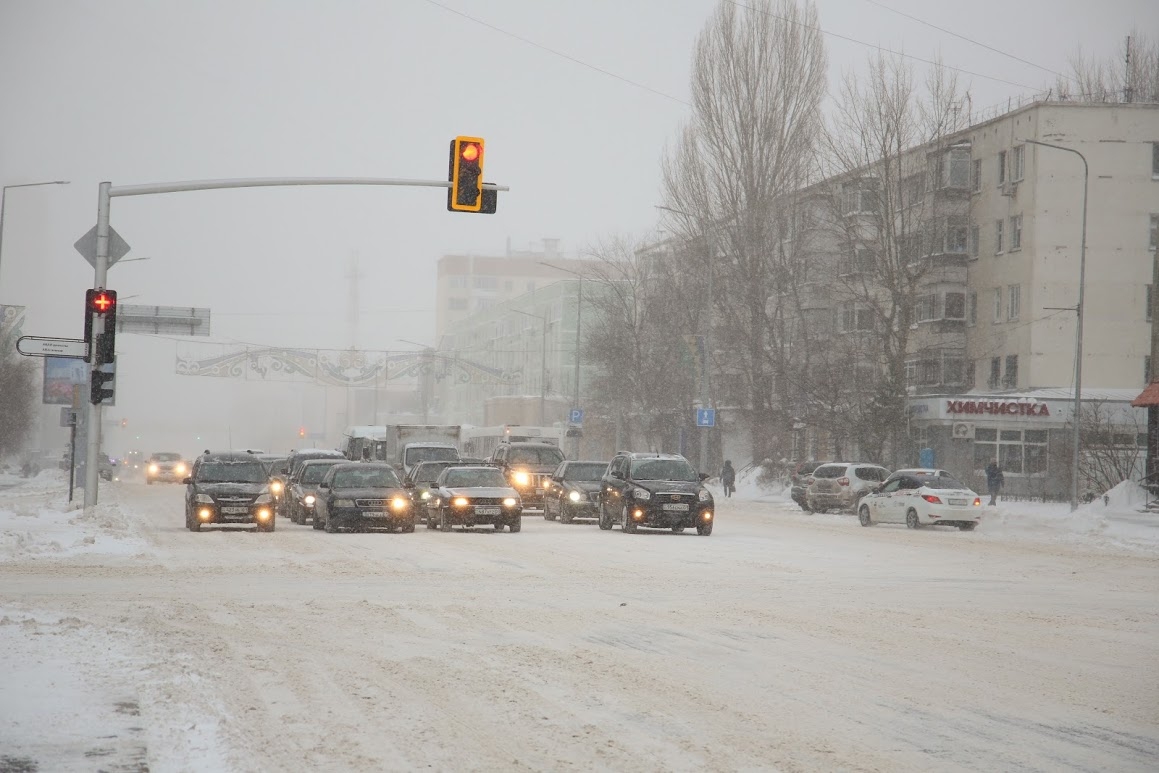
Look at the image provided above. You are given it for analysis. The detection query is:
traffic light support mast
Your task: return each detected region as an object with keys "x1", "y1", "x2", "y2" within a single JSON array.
[{"x1": 81, "y1": 174, "x2": 510, "y2": 509}]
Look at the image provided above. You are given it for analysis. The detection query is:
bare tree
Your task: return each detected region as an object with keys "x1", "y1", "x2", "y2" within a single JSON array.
[
  {"x1": 658, "y1": 0, "x2": 827, "y2": 462},
  {"x1": 1055, "y1": 30, "x2": 1159, "y2": 104},
  {"x1": 1058, "y1": 400, "x2": 1147, "y2": 496},
  {"x1": 0, "y1": 346, "x2": 38, "y2": 459}
]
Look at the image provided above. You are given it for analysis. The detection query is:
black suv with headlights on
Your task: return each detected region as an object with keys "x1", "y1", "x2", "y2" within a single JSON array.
[
  {"x1": 184, "y1": 451, "x2": 276, "y2": 532},
  {"x1": 488, "y1": 441, "x2": 566, "y2": 511},
  {"x1": 598, "y1": 452, "x2": 714, "y2": 535}
]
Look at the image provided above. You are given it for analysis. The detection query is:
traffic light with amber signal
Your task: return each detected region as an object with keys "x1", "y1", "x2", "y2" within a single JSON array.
[
  {"x1": 83, "y1": 289, "x2": 118, "y2": 365},
  {"x1": 299, "y1": 427, "x2": 307, "y2": 439},
  {"x1": 447, "y1": 136, "x2": 496, "y2": 214}
]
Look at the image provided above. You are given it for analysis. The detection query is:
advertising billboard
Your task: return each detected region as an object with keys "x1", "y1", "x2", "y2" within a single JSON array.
[{"x1": 43, "y1": 356, "x2": 87, "y2": 405}]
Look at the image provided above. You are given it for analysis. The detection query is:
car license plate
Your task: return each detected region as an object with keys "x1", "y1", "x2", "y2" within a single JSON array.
[
  {"x1": 534, "y1": 488, "x2": 544, "y2": 495},
  {"x1": 221, "y1": 506, "x2": 248, "y2": 514},
  {"x1": 949, "y1": 499, "x2": 968, "y2": 506},
  {"x1": 475, "y1": 506, "x2": 501, "y2": 516},
  {"x1": 662, "y1": 503, "x2": 689, "y2": 512}
]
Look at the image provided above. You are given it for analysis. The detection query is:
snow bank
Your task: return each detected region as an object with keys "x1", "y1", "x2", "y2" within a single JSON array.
[
  {"x1": 706, "y1": 462, "x2": 793, "y2": 504},
  {"x1": 0, "y1": 478, "x2": 145, "y2": 562}
]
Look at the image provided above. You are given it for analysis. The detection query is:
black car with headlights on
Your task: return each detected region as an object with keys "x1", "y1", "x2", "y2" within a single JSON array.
[
  {"x1": 429, "y1": 465, "x2": 522, "y2": 532},
  {"x1": 488, "y1": 441, "x2": 566, "y2": 511},
  {"x1": 405, "y1": 459, "x2": 490, "y2": 528},
  {"x1": 287, "y1": 458, "x2": 344, "y2": 525},
  {"x1": 313, "y1": 463, "x2": 415, "y2": 533},
  {"x1": 544, "y1": 460, "x2": 609, "y2": 523},
  {"x1": 275, "y1": 448, "x2": 346, "y2": 518},
  {"x1": 184, "y1": 451, "x2": 276, "y2": 532},
  {"x1": 598, "y1": 452, "x2": 714, "y2": 535}
]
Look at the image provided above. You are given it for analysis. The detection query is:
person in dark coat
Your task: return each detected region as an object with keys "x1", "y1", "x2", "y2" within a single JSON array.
[
  {"x1": 720, "y1": 460, "x2": 736, "y2": 498},
  {"x1": 984, "y1": 459, "x2": 1004, "y2": 506}
]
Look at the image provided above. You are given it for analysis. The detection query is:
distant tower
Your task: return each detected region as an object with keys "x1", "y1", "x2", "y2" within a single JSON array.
[{"x1": 345, "y1": 252, "x2": 363, "y2": 350}]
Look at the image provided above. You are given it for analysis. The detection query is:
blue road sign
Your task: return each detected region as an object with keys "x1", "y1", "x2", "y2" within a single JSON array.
[
  {"x1": 569, "y1": 408, "x2": 584, "y2": 424},
  {"x1": 695, "y1": 408, "x2": 715, "y2": 427}
]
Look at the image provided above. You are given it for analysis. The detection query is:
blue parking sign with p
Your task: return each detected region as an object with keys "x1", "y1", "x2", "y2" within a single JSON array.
[
  {"x1": 569, "y1": 408, "x2": 584, "y2": 424},
  {"x1": 696, "y1": 408, "x2": 715, "y2": 427}
]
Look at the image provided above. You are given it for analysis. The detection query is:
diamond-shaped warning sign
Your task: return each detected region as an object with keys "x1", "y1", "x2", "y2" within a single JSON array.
[{"x1": 74, "y1": 225, "x2": 131, "y2": 267}]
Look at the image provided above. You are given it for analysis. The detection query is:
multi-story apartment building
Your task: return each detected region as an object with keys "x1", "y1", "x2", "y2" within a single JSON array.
[
  {"x1": 435, "y1": 239, "x2": 603, "y2": 339},
  {"x1": 780, "y1": 100, "x2": 1157, "y2": 496}
]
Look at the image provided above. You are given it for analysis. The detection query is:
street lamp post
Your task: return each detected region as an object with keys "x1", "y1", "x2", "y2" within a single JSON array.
[
  {"x1": 1021, "y1": 138, "x2": 1088, "y2": 512},
  {"x1": 0, "y1": 180, "x2": 70, "y2": 292},
  {"x1": 511, "y1": 309, "x2": 548, "y2": 425},
  {"x1": 656, "y1": 205, "x2": 715, "y2": 474},
  {"x1": 540, "y1": 261, "x2": 584, "y2": 458}
]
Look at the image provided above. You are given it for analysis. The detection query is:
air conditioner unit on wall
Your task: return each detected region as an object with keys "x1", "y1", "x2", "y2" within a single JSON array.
[{"x1": 952, "y1": 422, "x2": 975, "y2": 440}]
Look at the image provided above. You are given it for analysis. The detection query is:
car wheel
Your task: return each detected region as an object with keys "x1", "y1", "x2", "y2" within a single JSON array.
[
  {"x1": 312, "y1": 512, "x2": 324, "y2": 530},
  {"x1": 402, "y1": 520, "x2": 416, "y2": 533},
  {"x1": 560, "y1": 507, "x2": 573, "y2": 525},
  {"x1": 906, "y1": 509, "x2": 921, "y2": 529},
  {"x1": 508, "y1": 516, "x2": 521, "y2": 533},
  {"x1": 324, "y1": 515, "x2": 338, "y2": 533},
  {"x1": 189, "y1": 521, "x2": 200, "y2": 532},
  {"x1": 671, "y1": 524, "x2": 685, "y2": 533},
  {"x1": 958, "y1": 522, "x2": 977, "y2": 531},
  {"x1": 494, "y1": 521, "x2": 505, "y2": 532},
  {"x1": 800, "y1": 501, "x2": 811, "y2": 512},
  {"x1": 598, "y1": 502, "x2": 613, "y2": 531},
  {"x1": 440, "y1": 509, "x2": 453, "y2": 532},
  {"x1": 258, "y1": 520, "x2": 275, "y2": 533},
  {"x1": 621, "y1": 504, "x2": 636, "y2": 534},
  {"x1": 543, "y1": 502, "x2": 554, "y2": 521},
  {"x1": 696, "y1": 521, "x2": 713, "y2": 536},
  {"x1": 858, "y1": 505, "x2": 873, "y2": 527},
  {"x1": 425, "y1": 510, "x2": 437, "y2": 529}
]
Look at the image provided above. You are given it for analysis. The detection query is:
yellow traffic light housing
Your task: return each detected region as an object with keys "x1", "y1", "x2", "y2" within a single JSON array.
[{"x1": 448, "y1": 136, "x2": 493, "y2": 213}]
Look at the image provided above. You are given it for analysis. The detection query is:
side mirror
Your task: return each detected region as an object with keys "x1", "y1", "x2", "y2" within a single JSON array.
[
  {"x1": 611, "y1": 470, "x2": 624, "y2": 480},
  {"x1": 699, "y1": 472, "x2": 710, "y2": 482},
  {"x1": 181, "y1": 477, "x2": 192, "y2": 485},
  {"x1": 317, "y1": 482, "x2": 330, "y2": 490}
]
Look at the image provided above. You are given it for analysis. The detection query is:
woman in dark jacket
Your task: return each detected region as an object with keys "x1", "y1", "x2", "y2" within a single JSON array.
[{"x1": 721, "y1": 460, "x2": 736, "y2": 498}]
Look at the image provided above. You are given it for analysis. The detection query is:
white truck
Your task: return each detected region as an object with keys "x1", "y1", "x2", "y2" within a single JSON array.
[{"x1": 344, "y1": 425, "x2": 462, "y2": 477}]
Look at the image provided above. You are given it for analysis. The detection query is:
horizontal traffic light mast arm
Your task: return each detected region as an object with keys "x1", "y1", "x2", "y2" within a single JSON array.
[{"x1": 108, "y1": 177, "x2": 509, "y2": 198}]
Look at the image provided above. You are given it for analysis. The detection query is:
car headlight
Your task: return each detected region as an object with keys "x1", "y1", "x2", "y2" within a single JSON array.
[
  {"x1": 503, "y1": 497, "x2": 518, "y2": 508},
  {"x1": 334, "y1": 498, "x2": 355, "y2": 508},
  {"x1": 632, "y1": 487, "x2": 651, "y2": 501},
  {"x1": 304, "y1": 494, "x2": 316, "y2": 506},
  {"x1": 270, "y1": 481, "x2": 283, "y2": 494},
  {"x1": 420, "y1": 491, "x2": 431, "y2": 500},
  {"x1": 254, "y1": 494, "x2": 273, "y2": 505},
  {"x1": 194, "y1": 494, "x2": 213, "y2": 504},
  {"x1": 175, "y1": 463, "x2": 187, "y2": 474},
  {"x1": 453, "y1": 497, "x2": 470, "y2": 507},
  {"x1": 148, "y1": 464, "x2": 159, "y2": 474},
  {"x1": 512, "y1": 470, "x2": 531, "y2": 487},
  {"x1": 698, "y1": 488, "x2": 711, "y2": 502},
  {"x1": 568, "y1": 490, "x2": 582, "y2": 502},
  {"x1": 390, "y1": 497, "x2": 410, "y2": 512}
]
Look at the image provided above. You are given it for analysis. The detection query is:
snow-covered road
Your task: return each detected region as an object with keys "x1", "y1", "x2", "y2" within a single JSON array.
[{"x1": 3, "y1": 476, "x2": 1158, "y2": 772}]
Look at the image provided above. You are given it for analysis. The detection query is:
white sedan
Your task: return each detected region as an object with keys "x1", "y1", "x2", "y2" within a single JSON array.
[{"x1": 857, "y1": 470, "x2": 982, "y2": 531}]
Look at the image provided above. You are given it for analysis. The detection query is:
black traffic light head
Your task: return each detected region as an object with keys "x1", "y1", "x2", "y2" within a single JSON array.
[
  {"x1": 84, "y1": 289, "x2": 118, "y2": 364},
  {"x1": 90, "y1": 359, "x2": 116, "y2": 405},
  {"x1": 448, "y1": 136, "x2": 485, "y2": 212}
]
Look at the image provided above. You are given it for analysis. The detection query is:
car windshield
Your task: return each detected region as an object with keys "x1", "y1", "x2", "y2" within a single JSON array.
[
  {"x1": 562, "y1": 463, "x2": 607, "y2": 481},
  {"x1": 153, "y1": 453, "x2": 182, "y2": 462},
  {"x1": 915, "y1": 474, "x2": 969, "y2": 490},
  {"x1": 414, "y1": 462, "x2": 453, "y2": 483},
  {"x1": 331, "y1": 467, "x2": 401, "y2": 488},
  {"x1": 301, "y1": 462, "x2": 340, "y2": 484},
  {"x1": 444, "y1": 468, "x2": 507, "y2": 488},
  {"x1": 508, "y1": 446, "x2": 565, "y2": 466},
  {"x1": 406, "y1": 446, "x2": 460, "y2": 466},
  {"x1": 262, "y1": 457, "x2": 288, "y2": 475},
  {"x1": 630, "y1": 459, "x2": 699, "y2": 482},
  {"x1": 196, "y1": 462, "x2": 266, "y2": 483},
  {"x1": 813, "y1": 465, "x2": 847, "y2": 479}
]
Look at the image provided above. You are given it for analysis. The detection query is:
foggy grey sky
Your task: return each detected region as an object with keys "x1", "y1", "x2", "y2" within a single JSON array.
[{"x1": 1, "y1": 0, "x2": 1154, "y2": 453}]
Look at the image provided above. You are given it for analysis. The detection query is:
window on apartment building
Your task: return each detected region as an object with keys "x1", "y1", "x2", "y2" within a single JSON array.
[
  {"x1": 997, "y1": 150, "x2": 1007, "y2": 185},
  {"x1": 1150, "y1": 214, "x2": 1158, "y2": 250},
  {"x1": 972, "y1": 159, "x2": 982, "y2": 193},
  {"x1": 1011, "y1": 145, "x2": 1025, "y2": 181},
  {"x1": 938, "y1": 148, "x2": 972, "y2": 189},
  {"x1": 839, "y1": 302, "x2": 875, "y2": 332},
  {"x1": 1008, "y1": 285, "x2": 1021, "y2": 321},
  {"x1": 916, "y1": 294, "x2": 938, "y2": 322},
  {"x1": 995, "y1": 219, "x2": 1004, "y2": 253},
  {"x1": 1010, "y1": 214, "x2": 1023, "y2": 250},
  {"x1": 448, "y1": 276, "x2": 469, "y2": 289},
  {"x1": 473, "y1": 276, "x2": 498, "y2": 289},
  {"x1": 842, "y1": 182, "x2": 881, "y2": 215},
  {"x1": 1152, "y1": 142, "x2": 1159, "y2": 178},
  {"x1": 993, "y1": 288, "x2": 1002, "y2": 323},
  {"x1": 989, "y1": 357, "x2": 1001, "y2": 388},
  {"x1": 844, "y1": 248, "x2": 876, "y2": 275},
  {"x1": 975, "y1": 428, "x2": 1047, "y2": 475},
  {"x1": 504, "y1": 280, "x2": 514, "y2": 291},
  {"x1": 1004, "y1": 354, "x2": 1019, "y2": 388},
  {"x1": 966, "y1": 361, "x2": 976, "y2": 387},
  {"x1": 968, "y1": 291, "x2": 978, "y2": 325},
  {"x1": 944, "y1": 356, "x2": 966, "y2": 385},
  {"x1": 944, "y1": 216, "x2": 969, "y2": 254},
  {"x1": 1147, "y1": 285, "x2": 1153, "y2": 322},
  {"x1": 969, "y1": 224, "x2": 980, "y2": 258},
  {"x1": 803, "y1": 307, "x2": 831, "y2": 336},
  {"x1": 448, "y1": 297, "x2": 468, "y2": 310},
  {"x1": 1146, "y1": 356, "x2": 1153, "y2": 385},
  {"x1": 945, "y1": 292, "x2": 966, "y2": 320}
]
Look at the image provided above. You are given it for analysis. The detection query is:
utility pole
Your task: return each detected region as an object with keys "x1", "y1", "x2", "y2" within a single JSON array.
[{"x1": 539, "y1": 262, "x2": 584, "y2": 458}]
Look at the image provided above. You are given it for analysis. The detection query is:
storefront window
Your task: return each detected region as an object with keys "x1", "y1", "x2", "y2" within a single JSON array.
[{"x1": 974, "y1": 428, "x2": 1048, "y2": 476}]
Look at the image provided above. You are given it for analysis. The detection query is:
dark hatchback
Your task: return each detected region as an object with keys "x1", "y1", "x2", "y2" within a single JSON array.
[
  {"x1": 405, "y1": 460, "x2": 489, "y2": 526},
  {"x1": 544, "y1": 460, "x2": 608, "y2": 523},
  {"x1": 313, "y1": 463, "x2": 415, "y2": 533},
  {"x1": 184, "y1": 451, "x2": 276, "y2": 532},
  {"x1": 275, "y1": 448, "x2": 347, "y2": 517},
  {"x1": 598, "y1": 452, "x2": 714, "y2": 535}
]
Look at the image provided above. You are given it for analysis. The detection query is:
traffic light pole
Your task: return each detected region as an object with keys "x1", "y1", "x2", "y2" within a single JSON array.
[{"x1": 80, "y1": 175, "x2": 510, "y2": 509}]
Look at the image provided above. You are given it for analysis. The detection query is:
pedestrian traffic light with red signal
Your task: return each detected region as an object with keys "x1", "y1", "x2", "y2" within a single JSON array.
[
  {"x1": 83, "y1": 288, "x2": 118, "y2": 364},
  {"x1": 447, "y1": 136, "x2": 496, "y2": 213}
]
